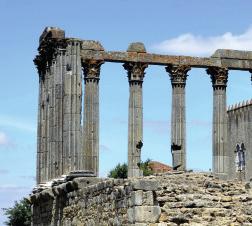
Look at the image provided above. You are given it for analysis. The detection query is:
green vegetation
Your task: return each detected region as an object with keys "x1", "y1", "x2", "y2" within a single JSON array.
[
  {"x1": 139, "y1": 159, "x2": 153, "y2": 176},
  {"x1": 3, "y1": 198, "x2": 31, "y2": 226},
  {"x1": 108, "y1": 159, "x2": 153, "y2": 178},
  {"x1": 108, "y1": 163, "x2": 128, "y2": 178}
]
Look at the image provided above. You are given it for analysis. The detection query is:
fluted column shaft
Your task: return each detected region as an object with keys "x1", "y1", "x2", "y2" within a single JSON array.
[
  {"x1": 207, "y1": 66, "x2": 229, "y2": 179},
  {"x1": 166, "y1": 64, "x2": 190, "y2": 171},
  {"x1": 124, "y1": 62, "x2": 148, "y2": 178},
  {"x1": 82, "y1": 60, "x2": 103, "y2": 176}
]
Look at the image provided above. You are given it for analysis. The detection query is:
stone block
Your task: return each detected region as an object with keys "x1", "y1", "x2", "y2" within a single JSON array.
[
  {"x1": 128, "y1": 206, "x2": 161, "y2": 223},
  {"x1": 143, "y1": 191, "x2": 154, "y2": 205},
  {"x1": 132, "y1": 180, "x2": 158, "y2": 191},
  {"x1": 130, "y1": 190, "x2": 143, "y2": 206},
  {"x1": 127, "y1": 208, "x2": 134, "y2": 223}
]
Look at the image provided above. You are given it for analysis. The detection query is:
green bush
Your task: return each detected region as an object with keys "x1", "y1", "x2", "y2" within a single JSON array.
[
  {"x1": 108, "y1": 163, "x2": 128, "y2": 178},
  {"x1": 108, "y1": 159, "x2": 153, "y2": 178},
  {"x1": 139, "y1": 159, "x2": 153, "y2": 176},
  {"x1": 3, "y1": 198, "x2": 31, "y2": 226}
]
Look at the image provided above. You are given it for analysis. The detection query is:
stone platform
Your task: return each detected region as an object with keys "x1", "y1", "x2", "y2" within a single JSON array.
[{"x1": 30, "y1": 172, "x2": 252, "y2": 226}]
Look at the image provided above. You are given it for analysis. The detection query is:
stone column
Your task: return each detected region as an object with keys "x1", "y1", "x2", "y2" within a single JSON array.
[
  {"x1": 82, "y1": 59, "x2": 103, "y2": 176},
  {"x1": 207, "y1": 66, "x2": 229, "y2": 179},
  {"x1": 63, "y1": 40, "x2": 82, "y2": 176},
  {"x1": 36, "y1": 74, "x2": 43, "y2": 184},
  {"x1": 123, "y1": 42, "x2": 148, "y2": 178},
  {"x1": 166, "y1": 64, "x2": 190, "y2": 171}
]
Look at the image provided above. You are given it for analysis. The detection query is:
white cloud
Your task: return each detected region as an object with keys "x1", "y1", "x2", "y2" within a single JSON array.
[
  {"x1": 0, "y1": 132, "x2": 9, "y2": 146},
  {"x1": 151, "y1": 26, "x2": 252, "y2": 56},
  {"x1": 0, "y1": 115, "x2": 36, "y2": 133}
]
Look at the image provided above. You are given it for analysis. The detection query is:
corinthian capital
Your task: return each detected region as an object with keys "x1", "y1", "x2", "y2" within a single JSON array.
[
  {"x1": 165, "y1": 64, "x2": 191, "y2": 88},
  {"x1": 123, "y1": 62, "x2": 148, "y2": 83},
  {"x1": 82, "y1": 59, "x2": 104, "y2": 82},
  {"x1": 207, "y1": 66, "x2": 228, "y2": 89}
]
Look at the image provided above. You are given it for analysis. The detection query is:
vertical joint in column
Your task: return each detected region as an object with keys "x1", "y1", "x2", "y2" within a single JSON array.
[{"x1": 165, "y1": 64, "x2": 190, "y2": 171}]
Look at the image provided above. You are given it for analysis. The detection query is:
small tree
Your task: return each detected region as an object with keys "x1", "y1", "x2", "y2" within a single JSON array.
[
  {"x1": 139, "y1": 159, "x2": 153, "y2": 176},
  {"x1": 108, "y1": 163, "x2": 128, "y2": 178},
  {"x1": 3, "y1": 198, "x2": 31, "y2": 226},
  {"x1": 108, "y1": 159, "x2": 153, "y2": 178}
]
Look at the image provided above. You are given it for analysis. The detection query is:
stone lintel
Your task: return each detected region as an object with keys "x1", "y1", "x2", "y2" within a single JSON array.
[
  {"x1": 81, "y1": 50, "x2": 221, "y2": 68},
  {"x1": 212, "y1": 49, "x2": 252, "y2": 60},
  {"x1": 131, "y1": 179, "x2": 158, "y2": 191},
  {"x1": 80, "y1": 49, "x2": 252, "y2": 70}
]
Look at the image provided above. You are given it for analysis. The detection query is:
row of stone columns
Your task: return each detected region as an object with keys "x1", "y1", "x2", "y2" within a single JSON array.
[
  {"x1": 80, "y1": 56, "x2": 229, "y2": 179},
  {"x1": 36, "y1": 39, "x2": 230, "y2": 182}
]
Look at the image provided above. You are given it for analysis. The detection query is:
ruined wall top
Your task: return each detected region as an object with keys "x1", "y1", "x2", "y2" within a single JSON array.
[{"x1": 227, "y1": 99, "x2": 252, "y2": 112}]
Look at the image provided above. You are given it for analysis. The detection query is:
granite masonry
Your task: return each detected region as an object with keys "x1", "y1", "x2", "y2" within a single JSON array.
[
  {"x1": 31, "y1": 27, "x2": 252, "y2": 225},
  {"x1": 30, "y1": 172, "x2": 252, "y2": 226}
]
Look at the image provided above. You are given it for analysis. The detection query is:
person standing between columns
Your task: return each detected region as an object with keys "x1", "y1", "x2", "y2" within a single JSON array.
[
  {"x1": 166, "y1": 64, "x2": 191, "y2": 171},
  {"x1": 123, "y1": 42, "x2": 148, "y2": 178},
  {"x1": 207, "y1": 66, "x2": 229, "y2": 179},
  {"x1": 82, "y1": 59, "x2": 104, "y2": 176}
]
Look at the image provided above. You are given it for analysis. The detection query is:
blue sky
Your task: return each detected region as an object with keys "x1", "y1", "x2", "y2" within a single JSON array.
[{"x1": 0, "y1": 0, "x2": 251, "y2": 224}]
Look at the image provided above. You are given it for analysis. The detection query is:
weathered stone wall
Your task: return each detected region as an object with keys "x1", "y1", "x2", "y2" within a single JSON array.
[
  {"x1": 31, "y1": 172, "x2": 252, "y2": 226},
  {"x1": 227, "y1": 100, "x2": 252, "y2": 181},
  {"x1": 155, "y1": 172, "x2": 252, "y2": 226},
  {"x1": 31, "y1": 177, "x2": 160, "y2": 226}
]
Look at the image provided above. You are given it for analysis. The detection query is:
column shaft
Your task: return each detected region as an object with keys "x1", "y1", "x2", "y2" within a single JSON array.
[
  {"x1": 166, "y1": 64, "x2": 190, "y2": 171},
  {"x1": 82, "y1": 60, "x2": 103, "y2": 176},
  {"x1": 207, "y1": 67, "x2": 229, "y2": 179},
  {"x1": 44, "y1": 67, "x2": 50, "y2": 182},
  {"x1": 36, "y1": 76, "x2": 43, "y2": 184},
  {"x1": 171, "y1": 86, "x2": 186, "y2": 170},
  {"x1": 63, "y1": 41, "x2": 82, "y2": 175},
  {"x1": 124, "y1": 62, "x2": 147, "y2": 177}
]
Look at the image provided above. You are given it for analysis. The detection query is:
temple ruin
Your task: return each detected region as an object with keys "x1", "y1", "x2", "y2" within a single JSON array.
[
  {"x1": 34, "y1": 27, "x2": 252, "y2": 184},
  {"x1": 30, "y1": 26, "x2": 252, "y2": 226}
]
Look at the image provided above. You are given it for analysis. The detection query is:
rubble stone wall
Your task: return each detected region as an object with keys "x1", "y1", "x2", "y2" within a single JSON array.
[
  {"x1": 31, "y1": 172, "x2": 252, "y2": 226},
  {"x1": 31, "y1": 177, "x2": 160, "y2": 226}
]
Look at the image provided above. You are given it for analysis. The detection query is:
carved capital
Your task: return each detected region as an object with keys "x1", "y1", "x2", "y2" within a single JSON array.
[
  {"x1": 207, "y1": 66, "x2": 228, "y2": 89},
  {"x1": 82, "y1": 59, "x2": 104, "y2": 82},
  {"x1": 34, "y1": 38, "x2": 67, "y2": 77},
  {"x1": 165, "y1": 64, "x2": 191, "y2": 88},
  {"x1": 123, "y1": 62, "x2": 148, "y2": 84}
]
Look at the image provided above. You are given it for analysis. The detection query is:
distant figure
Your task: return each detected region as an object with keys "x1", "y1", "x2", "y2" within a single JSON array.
[{"x1": 235, "y1": 143, "x2": 246, "y2": 171}]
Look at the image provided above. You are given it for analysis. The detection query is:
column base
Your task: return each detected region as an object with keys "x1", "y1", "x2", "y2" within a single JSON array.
[
  {"x1": 128, "y1": 169, "x2": 143, "y2": 178},
  {"x1": 33, "y1": 170, "x2": 96, "y2": 192}
]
